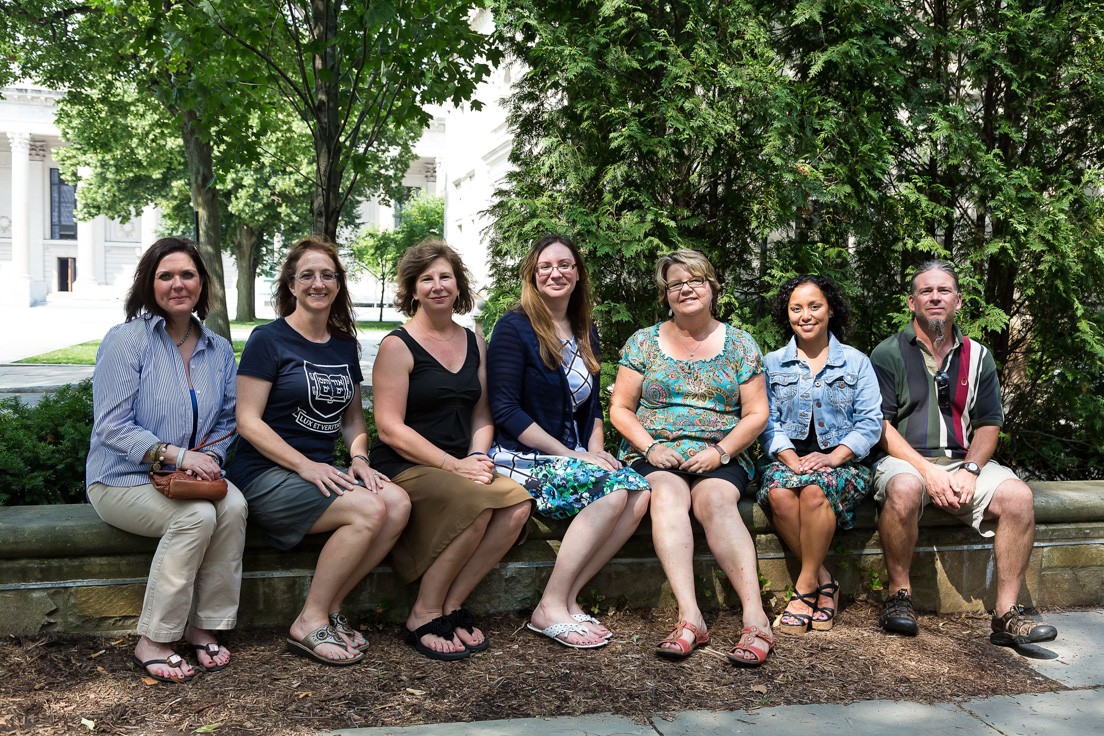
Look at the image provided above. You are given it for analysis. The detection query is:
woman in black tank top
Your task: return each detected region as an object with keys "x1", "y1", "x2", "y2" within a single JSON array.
[{"x1": 371, "y1": 240, "x2": 533, "y2": 661}]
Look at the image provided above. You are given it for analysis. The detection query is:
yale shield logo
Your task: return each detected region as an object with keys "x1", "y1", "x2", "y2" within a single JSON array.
[{"x1": 293, "y1": 362, "x2": 354, "y2": 433}]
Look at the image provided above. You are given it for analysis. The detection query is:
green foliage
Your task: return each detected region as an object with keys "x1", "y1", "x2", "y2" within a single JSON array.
[
  {"x1": 0, "y1": 381, "x2": 94, "y2": 506},
  {"x1": 489, "y1": 0, "x2": 1104, "y2": 479}
]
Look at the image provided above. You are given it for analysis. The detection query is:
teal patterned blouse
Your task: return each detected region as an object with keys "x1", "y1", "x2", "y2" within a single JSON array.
[{"x1": 618, "y1": 322, "x2": 764, "y2": 478}]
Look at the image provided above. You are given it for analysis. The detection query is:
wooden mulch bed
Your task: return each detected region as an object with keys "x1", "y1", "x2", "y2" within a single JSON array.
[{"x1": 0, "y1": 600, "x2": 1062, "y2": 735}]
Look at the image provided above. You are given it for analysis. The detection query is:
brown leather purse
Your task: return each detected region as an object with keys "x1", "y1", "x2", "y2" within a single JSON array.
[{"x1": 148, "y1": 431, "x2": 235, "y2": 501}]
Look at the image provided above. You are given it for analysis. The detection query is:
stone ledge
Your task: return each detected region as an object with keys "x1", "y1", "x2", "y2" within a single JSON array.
[{"x1": 0, "y1": 482, "x2": 1102, "y2": 636}]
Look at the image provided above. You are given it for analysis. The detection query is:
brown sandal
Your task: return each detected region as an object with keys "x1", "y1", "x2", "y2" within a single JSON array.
[
  {"x1": 727, "y1": 625, "x2": 774, "y2": 667},
  {"x1": 655, "y1": 619, "x2": 709, "y2": 659}
]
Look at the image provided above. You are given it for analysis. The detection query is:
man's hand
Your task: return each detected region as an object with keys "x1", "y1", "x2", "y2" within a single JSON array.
[
  {"x1": 951, "y1": 468, "x2": 978, "y2": 507},
  {"x1": 920, "y1": 464, "x2": 961, "y2": 510}
]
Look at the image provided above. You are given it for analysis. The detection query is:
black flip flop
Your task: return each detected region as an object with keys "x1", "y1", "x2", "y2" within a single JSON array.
[
  {"x1": 447, "y1": 608, "x2": 490, "y2": 653},
  {"x1": 132, "y1": 653, "x2": 195, "y2": 683},
  {"x1": 286, "y1": 625, "x2": 365, "y2": 666},
  {"x1": 192, "y1": 642, "x2": 228, "y2": 672},
  {"x1": 403, "y1": 615, "x2": 470, "y2": 661}
]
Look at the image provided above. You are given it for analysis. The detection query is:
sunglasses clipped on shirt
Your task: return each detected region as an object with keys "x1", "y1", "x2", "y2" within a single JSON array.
[{"x1": 934, "y1": 370, "x2": 952, "y2": 411}]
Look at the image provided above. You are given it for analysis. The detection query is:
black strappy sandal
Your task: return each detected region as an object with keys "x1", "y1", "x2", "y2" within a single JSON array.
[{"x1": 777, "y1": 590, "x2": 818, "y2": 635}]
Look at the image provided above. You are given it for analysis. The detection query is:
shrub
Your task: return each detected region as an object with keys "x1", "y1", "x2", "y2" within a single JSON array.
[{"x1": 0, "y1": 380, "x2": 94, "y2": 505}]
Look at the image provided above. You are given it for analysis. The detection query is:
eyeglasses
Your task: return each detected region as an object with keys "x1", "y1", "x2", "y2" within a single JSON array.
[
  {"x1": 934, "y1": 370, "x2": 951, "y2": 411},
  {"x1": 666, "y1": 278, "x2": 705, "y2": 292},
  {"x1": 292, "y1": 270, "x2": 337, "y2": 284},
  {"x1": 536, "y1": 261, "x2": 577, "y2": 276}
]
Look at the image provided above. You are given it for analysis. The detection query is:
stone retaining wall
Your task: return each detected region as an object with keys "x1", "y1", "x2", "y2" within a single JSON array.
[{"x1": 1, "y1": 482, "x2": 1102, "y2": 636}]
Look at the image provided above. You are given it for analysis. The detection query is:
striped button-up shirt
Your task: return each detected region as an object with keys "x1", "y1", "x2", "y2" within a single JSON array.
[
  {"x1": 86, "y1": 314, "x2": 237, "y2": 488},
  {"x1": 870, "y1": 322, "x2": 1002, "y2": 460}
]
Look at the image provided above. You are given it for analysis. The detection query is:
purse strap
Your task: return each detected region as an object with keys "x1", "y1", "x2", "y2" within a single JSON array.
[{"x1": 192, "y1": 429, "x2": 236, "y2": 453}]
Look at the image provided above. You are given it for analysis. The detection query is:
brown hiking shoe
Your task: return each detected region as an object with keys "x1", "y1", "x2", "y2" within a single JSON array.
[
  {"x1": 990, "y1": 605, "x2": 1058, "y2": 647},
  {"x1": 879, "y1": 588, "x2": 919, "y2": 636}
]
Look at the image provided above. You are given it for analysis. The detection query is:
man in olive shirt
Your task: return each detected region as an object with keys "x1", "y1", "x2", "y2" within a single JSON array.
[{"x1": 869, "y1": 261, "x2": 1056, "y2": 647}]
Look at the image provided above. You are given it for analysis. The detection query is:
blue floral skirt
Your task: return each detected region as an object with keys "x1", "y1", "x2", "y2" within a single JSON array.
[
  {"x1": 757, "y1": 461, "x2": 871, "y2": 530},
  {"x1": 523, "y1": 456, "x2": 651, "y2": 519}
]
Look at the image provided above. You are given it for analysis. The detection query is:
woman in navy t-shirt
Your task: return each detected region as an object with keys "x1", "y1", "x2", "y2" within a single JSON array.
[{"x1": 228, "y1": 236, "x2": 410, "y2": 666}]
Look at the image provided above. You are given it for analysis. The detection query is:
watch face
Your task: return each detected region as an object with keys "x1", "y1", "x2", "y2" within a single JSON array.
[{"x1": 964, "y1": 462, "x2": 981, "y2": 475}]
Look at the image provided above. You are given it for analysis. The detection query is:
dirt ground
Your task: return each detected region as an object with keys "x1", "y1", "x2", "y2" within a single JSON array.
[{"x1": 0, "y1": 600, "x2": 1064, "y2": 736}]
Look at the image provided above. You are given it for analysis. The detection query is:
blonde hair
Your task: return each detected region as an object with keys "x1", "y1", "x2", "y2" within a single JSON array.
[
  {"x1": 517, "y1": 234, "x2": 600, "y2": 374},
  {"x1": 655, "y1": 249, "x2": 721, "y2": 311}
]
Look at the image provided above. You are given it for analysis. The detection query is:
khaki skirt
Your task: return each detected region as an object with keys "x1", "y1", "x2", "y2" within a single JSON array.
[{"x1": 388, "y1": 466, "x2": 533, "y2": 584}]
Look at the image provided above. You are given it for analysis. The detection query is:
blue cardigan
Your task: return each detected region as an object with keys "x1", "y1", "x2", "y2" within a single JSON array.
[{"x1": 487, "y1": 309, "x2": 603, "y2": 453}]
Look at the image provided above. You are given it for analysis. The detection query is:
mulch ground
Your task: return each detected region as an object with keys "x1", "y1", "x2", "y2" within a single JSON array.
[{"x1": 0, "y1": 600, "x2": 1064, "y2": 735}]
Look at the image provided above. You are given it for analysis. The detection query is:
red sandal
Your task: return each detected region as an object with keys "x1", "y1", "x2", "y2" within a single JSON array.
[
  {"x1": 727, "y1": 625, "x2": 774, "y2": 667},
  {"x1": 655, "y1": 619, "x2": 709, "y2": 659}
]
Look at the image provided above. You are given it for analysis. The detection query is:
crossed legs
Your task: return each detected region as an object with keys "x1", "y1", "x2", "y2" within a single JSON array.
[
  {"x1": 529, "y1": 488, "x2": 651, "y2": 644},
  {"x1": 768, "y1": 485, "x2": 837, "y2": 623},
  {"x1": 290, "y1": 483, "x2": 411, "y2": 662}
]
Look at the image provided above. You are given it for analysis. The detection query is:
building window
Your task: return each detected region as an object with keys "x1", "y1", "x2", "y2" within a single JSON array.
[
  {"x1": 393, "y1": 186, "x2": 421, "y2": 229},
  {"x1": 50, "y1": 169, "x2": 77, "y2": 240}
]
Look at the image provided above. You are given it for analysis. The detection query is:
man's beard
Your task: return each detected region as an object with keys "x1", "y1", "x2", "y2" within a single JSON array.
[{"x1": 926, "y1": 316, "x2": 947, "y2": 349}]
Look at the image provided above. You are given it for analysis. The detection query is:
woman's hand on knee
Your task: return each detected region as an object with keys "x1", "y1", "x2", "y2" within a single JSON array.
[
  {"x1": 348, "y1": 455, "x2": 389, "y2": 493},
  {"x1": 299, "y1": 461, "x2": 357, "y2": 497},
  {"x1": 569, "y1": 450, "x2": 620, "y2": 471}
]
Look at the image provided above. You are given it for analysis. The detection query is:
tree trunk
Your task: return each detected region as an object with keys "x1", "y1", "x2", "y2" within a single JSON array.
[
  {"x1": 180, "y1": 108, "x2": 231, "y2": 340},
  {"x1": 310, "y1": 0, "x2": 343, "y2": 242},
  {"x1": 232, "y1": 223, "x2": 258, "y2": 322}
]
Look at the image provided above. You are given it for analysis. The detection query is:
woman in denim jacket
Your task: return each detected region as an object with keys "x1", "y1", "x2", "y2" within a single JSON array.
[{"x1": 759, "y1": 275, "x2": 882, "y2": 635}]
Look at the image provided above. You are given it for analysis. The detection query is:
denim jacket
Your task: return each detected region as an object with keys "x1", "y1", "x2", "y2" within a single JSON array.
[{"x1": 760, "y1": 333, "x2": 883, "y2": 461}]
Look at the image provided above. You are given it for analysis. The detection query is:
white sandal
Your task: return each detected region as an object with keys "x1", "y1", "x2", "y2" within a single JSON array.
[
  {"x1": 572, "y1": 613, "x2": 613, "y2": 639},
  {"x1": 526, "y1": 621, "x2": 609, "y2": 649}
]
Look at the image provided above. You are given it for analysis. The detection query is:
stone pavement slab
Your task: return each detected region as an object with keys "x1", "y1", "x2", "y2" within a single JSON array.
[
  {"x1": 1016, "y1": 610, "x2": 1104, "y2": 689},
  {"x1": 653, "y1": 701, "x2": 983, "y2": 736},
  {"x1": 331, "y1": 714, "x2": 654, "y2": 736},
  {"x1": 961, "y1": 689, "x2": 1104, "y2": 736},
  {"x1": 0, "y1": 364, "x2": 95, "y2": 390}
]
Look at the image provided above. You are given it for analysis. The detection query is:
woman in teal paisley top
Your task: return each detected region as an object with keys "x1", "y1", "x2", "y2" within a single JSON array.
[{"x1": 611, "y1": 249, "x2": 774, "y2": 667}]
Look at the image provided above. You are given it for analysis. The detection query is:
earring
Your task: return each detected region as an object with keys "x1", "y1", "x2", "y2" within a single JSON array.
[{"x1": 668, "y1": 308, "x2": 674, "y2": 317}]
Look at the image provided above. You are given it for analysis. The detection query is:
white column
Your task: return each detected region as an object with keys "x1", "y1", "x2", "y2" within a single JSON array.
[
  {"x1": 140, "y1": 204, "x2": 159, "y2": 250},
  {"x1": 7, "y1": 133, "x2": 30, "y2": 280},
  {"x1": 74, "y1": 166, "x2": 100, "y2": 292},
  {"x1": 27, "y1": 141, "x2": 47, "y2": 296}
]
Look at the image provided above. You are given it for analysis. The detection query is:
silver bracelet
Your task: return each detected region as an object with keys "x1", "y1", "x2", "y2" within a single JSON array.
[
  {"x1": 176, "y1": 447, "x2": 187, "y2": 467},
  {"x1": 643, "y1": 441, "x2": 661, "y2": 460}
]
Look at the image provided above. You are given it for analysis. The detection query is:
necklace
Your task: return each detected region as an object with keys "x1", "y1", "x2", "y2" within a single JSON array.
[
  {"x1": 174, "y1": 320, "x2": 192, "y2": 347},
  {"x1": 674, "y1": 320, "x2": 713, "y2": 359},
  {"x1": 416, "y1": 321, "x2": 455, "y2": 343}
]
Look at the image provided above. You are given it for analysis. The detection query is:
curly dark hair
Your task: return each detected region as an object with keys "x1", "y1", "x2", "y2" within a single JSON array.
[{"x1": 771, "y1": 274, "x2": 851, "y2": 340}]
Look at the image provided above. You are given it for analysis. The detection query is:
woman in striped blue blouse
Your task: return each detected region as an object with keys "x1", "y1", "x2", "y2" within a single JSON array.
[{"x1": 86, "y1": 237, "x2": 245, "y2": 683}]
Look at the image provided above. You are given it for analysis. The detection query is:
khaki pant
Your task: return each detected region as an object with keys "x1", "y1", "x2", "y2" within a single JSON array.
[{"x1": 87, "y1": 481, "x2": 248, "y2": 642}]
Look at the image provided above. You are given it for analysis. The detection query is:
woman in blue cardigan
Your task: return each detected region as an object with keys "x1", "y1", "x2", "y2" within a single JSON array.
[{"x1": 488, "y1": 235, "x2": 651, "y2": 648}]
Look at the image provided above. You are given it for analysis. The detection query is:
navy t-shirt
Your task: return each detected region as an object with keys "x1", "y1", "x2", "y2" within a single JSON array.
[{"x1": 227, "y1": 318, "x2": 363, "y2": 490}]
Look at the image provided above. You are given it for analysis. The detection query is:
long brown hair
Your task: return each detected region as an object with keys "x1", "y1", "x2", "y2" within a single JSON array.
[
  {"x1": 274, "y1": 236, "x2": 358, "y2": 342},
  {"x1": 125, "y1": 237, "x2": 211, "y2": 321},
  {"x1": 517, "y1": 234, "x2": 600, "y2": 374}
]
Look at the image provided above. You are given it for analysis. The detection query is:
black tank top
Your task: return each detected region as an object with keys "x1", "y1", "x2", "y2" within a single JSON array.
[{"x1": 369, "y1": 326, "x2": 481, "y2": 478}]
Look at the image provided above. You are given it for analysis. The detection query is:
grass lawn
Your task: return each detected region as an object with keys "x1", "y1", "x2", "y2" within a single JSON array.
[{"x1": 18, "y1": 339, "x2": 248, "y2": 365}]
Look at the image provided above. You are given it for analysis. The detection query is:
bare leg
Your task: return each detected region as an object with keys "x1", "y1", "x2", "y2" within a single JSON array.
[
  {"x1": 878, "y1": 474, "x2": 923, "y2": 594},
  {"x1": 566, "y1": 489, "x2": 651, "y2": 635},
  {"x1": 797, "y1": 486, "x2": 837, "y2": 621},
  {"x1": 444, "y1": 501, "x2": 532, "y2": 647},
  {"x1": 326, "y1": 485, "x2": 410, "y2": 612},
  {"x1": 691, "y1": 479, "x2": 770, "y2": 632},
  {"x1": 407, "y1": 509, "x2": 492, "y2": 655},
  {"x1": 531, "y1": 491, "x2": 627, "y2": 646},
  {"x1": 288, "y1": 490, "x2": 388, "y2": 662},
  {"x1": 649, "y1": 473, "x2": 705, "y2": 651},
  {"x1": 985, "y1": 479, "x2": 1036, "y2": 615}
]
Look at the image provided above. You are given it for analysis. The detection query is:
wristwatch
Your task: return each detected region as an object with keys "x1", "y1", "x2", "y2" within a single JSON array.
[
  {"x1": 962, "y1": 461, "x2": 981, "y2": 476},
  {"x1": 712, "y1": 444, "x2": 731, "y2": 465}
]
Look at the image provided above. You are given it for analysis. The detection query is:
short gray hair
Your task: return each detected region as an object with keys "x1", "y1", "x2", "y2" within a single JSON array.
[{"x1": 909, "y1": 260, "x2": 960, "y2": 294}]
